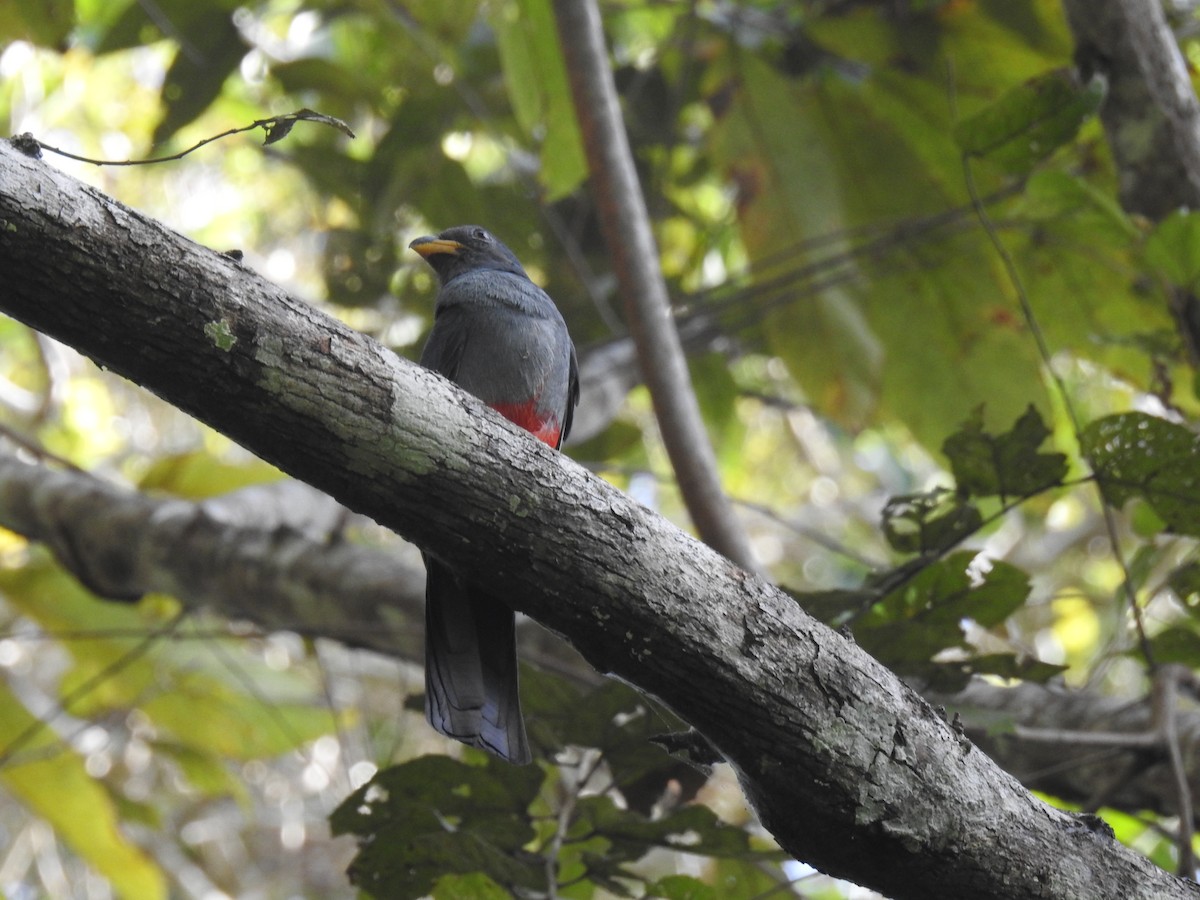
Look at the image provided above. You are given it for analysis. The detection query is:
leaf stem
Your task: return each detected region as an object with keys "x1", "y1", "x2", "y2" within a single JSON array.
[{"x1": 959, "y1": 155, "x2": 1155, "y2": 667}]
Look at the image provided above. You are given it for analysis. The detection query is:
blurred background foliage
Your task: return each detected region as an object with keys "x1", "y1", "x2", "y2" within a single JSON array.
[{"x1": 2, "y1": 0, "x2": 1200, "y2": 896}]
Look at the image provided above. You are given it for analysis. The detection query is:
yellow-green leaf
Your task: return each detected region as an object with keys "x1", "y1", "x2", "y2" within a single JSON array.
[
  {"x1": 491, "y1": 0, "x2": 588, "y2": 199},
  {"x1": 0, "y1": 684, "x2": 167, "y2": 899}
]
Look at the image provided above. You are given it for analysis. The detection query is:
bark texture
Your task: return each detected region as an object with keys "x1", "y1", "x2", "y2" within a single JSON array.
[
  {"x1": 1062, "y1": 0, "x2": 1200, "y2": 218},
  {"x1": 3, "y1": 449, "x2": 1198, "y2": 827},
  {"x1": 930, "y1": 678, "x2": 1200, "y2": 826},
  {"x1": 0, "y1": 458, "x2": 427, "y2": 658},
  {"x1": 1, "y1": 141, "x2": 1197, "y2": 898}
]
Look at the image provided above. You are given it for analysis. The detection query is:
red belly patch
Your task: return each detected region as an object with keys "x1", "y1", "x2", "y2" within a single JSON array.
[{"x1": 490, "y1": 400, "x2": 561, "y2": 447}]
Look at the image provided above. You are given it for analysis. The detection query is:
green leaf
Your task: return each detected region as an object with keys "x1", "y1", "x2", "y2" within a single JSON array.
[
  {"x1": 523, "y1": 674, "x2": 685, "y2": 795},
  {"x1": 570, "y1": 795, "x2": 769, "y2": 863},
  {"x1": 1169, "y1": 562, "x2": 1200, "y2": 614},
  {"x1": 705, "y1": 858, "x2": 790, "y2": 900},
  {"x1": 881, "y1": 489, "x2": 983, "y2": 554},
  {"x1": 0, "y1": 684, "x2": 168, "y2": 899},
  {"x1": 1145, "y1": 625, "x2": 1200, "y2": 666},
  {"x1": 1020, "y1": 171, "x2": 1135, "y2": 238},
  {"x1": 332, "y1": 755, "x2": 545, "y2": 899},
  {"x1": 646, "y1": 874, "x2": 720, "y2": 900},
  {"x1": 0, "y1": 558, "x2": 331, "y2": 759},
  {"x1": 954, "y1": 69, "x2": 1105, "y2": 173},
  {"x1": 491, "y1": 0, "x2": 588, "y2": 199},
  {"x1": 153, "y1": 740, "x2": 246, "y2": 799},
  {"x1": 908, "y1": 653, "x2": 1067, "y2": 692},
  {"x1": 269, "y1": 58, "x2": 379, "y2": 108},
  {"x1": 1081, "y1": 412, "x2": 1200, "y2": 537},
  {"x1": 942, "y1": 404, "x2": 1067, "y2": 500},
  {"x1": 966, "y1": 653, "x2": 1067, "y2": 682},
  {"x1": 432, "y1": 872, "x2": 512, "y2": 900},
  {"x1": 137, "y1": 451, "x2": 284, "y2": 499},
  {"x1": 564, "y1": 421, "x2": 647, "y2": 467},
  {"x1": 0, "y1": 0, "x2": 75, "y2": 47},
  {"x1": 692, "y1": 352, "x2": 744, "y2": 455},
  {"x1": 140, "y1": 672, "x2": 333, "y2": 760},
  {"x1": 1144, "y1": 210, "x2": 1200, "y2": 292},
  {"x1": 794, "y1": 587, "x2": 878, "y2": 626},
  {"x1": 857, "y1": 551, "x2": 1030, "y2": 664},
  {"x1": 92, "y1": 0, "x2": 207, "y2": 54},
  {"x1": 706, "y1": 52, "x2": 1059, "y2": 448}
]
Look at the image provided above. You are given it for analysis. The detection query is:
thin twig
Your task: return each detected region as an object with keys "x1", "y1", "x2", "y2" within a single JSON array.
[
  {"x1": 1154, "y1": 666, "x2": 1195, "y2": 876},
  {"x1": 25, "y1": 109, "x2": 353, "y2": 168},
  {"x1": 543, "y1": 749, "x2": 606, "y2": 897}
]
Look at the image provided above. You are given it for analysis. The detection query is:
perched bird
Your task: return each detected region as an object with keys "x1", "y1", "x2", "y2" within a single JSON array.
[{"x1": 410, "y1": 225, "x2": 579, "y2": 764}]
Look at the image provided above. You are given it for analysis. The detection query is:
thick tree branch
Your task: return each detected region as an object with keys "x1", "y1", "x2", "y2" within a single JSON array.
[
  {"x1": 552, "y1": 0, "x2": 760, "y2": 574},
  {"x1": 5, "y1": 451, "x2": 1200, "y2": 829},
  {"x1": 930, "y1": 679, "x2": 1200, "y2": 828},
  {"x1": 0, "y1": 457, "x2": 424, "y2": 658},
  {"x1": 1, "y1": 141, "x2": 1196, "y2": 898},
  {"x1": 0, "y1": 458, "x2": 591, "y2": 682},
  {"x1": 1062, "y1": 0, "x2": 1200, "y2": 218}
]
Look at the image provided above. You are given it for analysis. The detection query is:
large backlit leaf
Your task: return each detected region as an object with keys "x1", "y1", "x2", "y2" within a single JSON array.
[
  {"x1": 708, "y1": 52, "x2": 1051, "y2": 445},
  {"x1": 137, "y1": 451, "x2": 284, "y2": 499},
  {"x1": 0, "y1": 558, "x2": 332, "y2": 760},
  {"x1": 706, "y1": 8, "x2": 1162, "y2": 448},
  {"x1": 491, "y1": 0, "x2": 588, "y2": 199}
]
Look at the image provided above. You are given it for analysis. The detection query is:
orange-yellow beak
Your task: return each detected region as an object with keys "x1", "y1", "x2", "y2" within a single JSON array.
[{"x1": 409, "y1": 237, "x2": 464, "y2": 258}]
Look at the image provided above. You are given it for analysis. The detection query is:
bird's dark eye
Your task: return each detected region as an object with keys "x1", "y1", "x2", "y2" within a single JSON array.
[{"x1": 472, "y1": 227, "x2": 490, "y2": 242}]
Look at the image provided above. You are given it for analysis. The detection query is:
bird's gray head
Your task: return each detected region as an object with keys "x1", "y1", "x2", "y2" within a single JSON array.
[{"x1": 409, "y1": 225, "x2": 528, "y2": 284}]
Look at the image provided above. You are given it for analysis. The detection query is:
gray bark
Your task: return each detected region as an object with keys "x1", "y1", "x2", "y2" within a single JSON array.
[
  {"x1": 0, "y1": 139, "x2": 1196, "y2": 899},
  {"x1": 3, "y1": 449, "x2": 1198, "y2": 829},
  {"x1": 1062, "y1": 0, "x2": 1200, "y2": 218}
]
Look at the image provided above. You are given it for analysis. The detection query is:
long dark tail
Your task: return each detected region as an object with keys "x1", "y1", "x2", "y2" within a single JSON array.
[{"x1": 422, "y1": 559, "x2": 531, "y2": 764}]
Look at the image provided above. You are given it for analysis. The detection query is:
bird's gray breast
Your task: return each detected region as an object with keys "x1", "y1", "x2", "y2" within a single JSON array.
[{"x1": 426, "y1": 271, "x2": 572, "y2": 413}]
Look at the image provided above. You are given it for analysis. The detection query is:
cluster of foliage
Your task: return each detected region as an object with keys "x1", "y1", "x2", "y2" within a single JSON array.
[
  {"x1": 335, "y1": 675, "x2": 783, "y2": 899},
  {"x1": 2, "y1": 0, "x2": 1200, "y2": 896}
]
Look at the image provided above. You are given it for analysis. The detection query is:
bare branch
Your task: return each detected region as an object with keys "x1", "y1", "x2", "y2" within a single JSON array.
[
  {"x1": 15, "y1": 109, "x2": 354, "y2": 168},
  {"x1": 551, "y1": 0, "x2": 760, "y2": 574}
]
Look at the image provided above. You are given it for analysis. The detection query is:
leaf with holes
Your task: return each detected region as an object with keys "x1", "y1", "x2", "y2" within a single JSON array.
[
  {"x1": 331, "y1": 755, "x2": 545, "y2": 900},
  {"x1": 1081, "y1": 413, "x2": 1200, "y2": 537}
]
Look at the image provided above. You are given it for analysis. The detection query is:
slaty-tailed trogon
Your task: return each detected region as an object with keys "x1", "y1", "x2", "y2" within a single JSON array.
[{"x1": 410, "y1": 225, "x2": 579, "y2": 764}]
